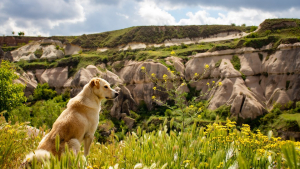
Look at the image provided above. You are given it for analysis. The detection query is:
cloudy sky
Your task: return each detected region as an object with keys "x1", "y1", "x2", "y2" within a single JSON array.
[{"x1": 0, "y1": 0, "x2": 299, "y2": 36}]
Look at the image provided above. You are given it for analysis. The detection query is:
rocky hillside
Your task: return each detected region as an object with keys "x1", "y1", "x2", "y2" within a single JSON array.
[{"x1": 1, "y1": 19, "x2": 300, "y2": 131}]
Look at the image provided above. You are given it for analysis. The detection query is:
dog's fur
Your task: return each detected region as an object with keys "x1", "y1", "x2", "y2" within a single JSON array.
[{"x1": 24, "y1": 78, "x2": 118, "y2": 163}]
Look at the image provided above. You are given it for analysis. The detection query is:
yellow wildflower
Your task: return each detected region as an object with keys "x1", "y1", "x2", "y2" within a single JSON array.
[
  {"x1": 170, "y1": 51, "x2": 176, "y2": 55},
  {"x1": 153, "y1": 87, "x2": 156, "y2": 90},
  {"x1": 212, "y1": 81, "x2": 215, "y2": 84},
  {"x1": 198, "y1": 115, "x2": 202, "y2": 118},
  {"x1": 26, "y1": 157, "x2": 31, "y2": 162},
  {"x1": 87, "y1": 166, "x2": 93, "y2": 169},
  {"x1": 151, "y1": 73, "x2": 156, "y2": 77},
  {"x1": 183, "y1": 160, "x2": 191, "y2": 163},
  {"x1": 205, "y1": 64, "x2": 209, "y2": 69},
  {"x1": 152, "y1": 96, "x2": 156, "y2": 100},
  {"x1": 206, "y1": 82, "x2": 210, "y2": 86},
  {"x1": 189, "y1": 105, "x2": 194, "y2": 108},
  {"x1": 141, "y1": 66, "x2": 145, "y2": 70},
  {"x1": 163, "y1": 74, "x2": 168, "y2": 79},
  {"x1": 194, "y1": 73, "x2": 199, "y2": 77},
  {"x1": 171, "y1": 71, "x2": 175, "y2": 74},
  {"x1": 218, "y1": 82, "x2": 222, "y2": 86},
  {"x1": 181, "y1": 83, "x2": 185, "y2": 86},
  {"x1": 198, "y1": 107, "x2": 202, "y2": 112}
]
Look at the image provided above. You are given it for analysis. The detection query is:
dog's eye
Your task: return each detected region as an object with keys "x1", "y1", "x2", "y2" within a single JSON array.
[{"x1": 104, "y1": 86, "x2": 108, "y2": 88}]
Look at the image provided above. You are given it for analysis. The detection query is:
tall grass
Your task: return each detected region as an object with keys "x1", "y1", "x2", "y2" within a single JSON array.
[{"x1": 2, "y1": 119, "x2": 299, "y2": 169}]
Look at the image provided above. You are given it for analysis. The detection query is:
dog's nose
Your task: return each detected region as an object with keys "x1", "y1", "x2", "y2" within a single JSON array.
[{"x1": 115, "y1": 93, "x2": 119, "y2": 97}]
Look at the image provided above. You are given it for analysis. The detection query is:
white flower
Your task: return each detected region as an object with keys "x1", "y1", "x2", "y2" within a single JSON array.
[
  {"x1": 134, "y1": 163, "x2": 143, "y2": 169},
  {"x1": 114, "y1": 163, "x2": 119, "y2": 169},
  {"x1": 174, "y1": 152, "x2": 178, "y2": 161},
  {"x1": 132, "y1": 132, "x2": 138, "y2": 138},
  {"x1": 161, "y1": 163, "x2": 168, "y2": 169},
  {"x1": 149, "y1": 163, "x2": 156, "y2": 169}
]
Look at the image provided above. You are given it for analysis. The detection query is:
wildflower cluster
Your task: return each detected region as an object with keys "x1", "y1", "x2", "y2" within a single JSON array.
[{"x1": 140, "y1": 64, "x2": 222, "y2": 129}]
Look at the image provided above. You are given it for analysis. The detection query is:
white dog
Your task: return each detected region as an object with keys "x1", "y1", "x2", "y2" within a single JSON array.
[{"x1": 24, "y1": 78, "x2": 118, "y2": 163}]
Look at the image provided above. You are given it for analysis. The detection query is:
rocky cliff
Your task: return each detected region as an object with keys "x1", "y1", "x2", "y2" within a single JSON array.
[{"x1": 14, "y1": 42, "x2": 300, "y2": 123}]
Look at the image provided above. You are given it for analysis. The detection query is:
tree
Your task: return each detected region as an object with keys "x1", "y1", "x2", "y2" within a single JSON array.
[
  {"x1": 18, "y1": 31, "x2": 25, "y2": 36},
  {"x1": 12, "y1": 31, "x2": 15, "y2": 35},
  {"x1": 0, "y1": 61, "x2": 26, "y2": 120}
]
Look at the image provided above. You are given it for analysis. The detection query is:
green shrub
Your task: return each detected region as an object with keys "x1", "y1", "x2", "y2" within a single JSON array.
[
  {"x1": 250, "y1": 26, "x2": 258, "y2": 32},
  {"x1": 241, "y1": 73, "x2": 246, "y2": 81},
  {"x1": 10, "y1": 99, "x2": 65, "y2": 129},
  {"x1": 180, "y1": 43, "x2": 188, "y2": 49},
  {"x1": 215, "y1": 59, "x2": 222, "y2": 68},
  {"x1": 34, "y1": 49, "x2": 43, "y2": 58},
  {"x1": 246, "y1": 33, "x2": 258, "y2": 38},
  {"x1": 33, "y1": 83, "x2": 57, "y2": 101},
  {"x1": 213, "y1": 105, "x2": 231, "y2": 119},
  {"x1": 230, "y1": 55, "x2": 241, "y2": 71},
  {"x1": 258, "y1": 53, "x2": 263, "y2": 61},
  {"x1": 286, "y1": 80, "x2": 290, "y2": 90},
  {"x1": 0, "y1": 123, "x2": 42, "y2": 169},
  {"x1": 0, "y1": 61, "x2": 27, "y2": 120}
]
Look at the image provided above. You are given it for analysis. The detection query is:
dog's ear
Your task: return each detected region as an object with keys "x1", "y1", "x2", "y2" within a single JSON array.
[{"x1": 90, "y1": 78, "x2": 100, "y2": 89}]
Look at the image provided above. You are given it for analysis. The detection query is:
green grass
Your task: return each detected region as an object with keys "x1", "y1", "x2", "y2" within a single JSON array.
[
  {"x1": 230, "y1": 55, "x2": 241, "y2": 71},
  {"x1": 280, "y1": 113, "x2": 300, "y2": 127},
  {"x1": 3, "y1": 120, "x2": 300, "y2": 169}
]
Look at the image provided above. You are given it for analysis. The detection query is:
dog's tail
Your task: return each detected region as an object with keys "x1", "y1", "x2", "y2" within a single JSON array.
[{"x1": 20, "y1": 149, "x2": 50, "y2": 168}]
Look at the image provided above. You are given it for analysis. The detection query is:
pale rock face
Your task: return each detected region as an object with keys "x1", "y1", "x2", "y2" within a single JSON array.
[
  {"x1": 207, "y1": 78, "x2": 266, "y2": 119},
  {"x1": 14, "y1": 71, "x2": 38, "y2": 97},
  {"x1": 117, "y1": 61, "x2": 171, "y2": 109},
  {"x1": 165, "y1": 56, "x2": 185, "y2": 76},
  {"x1": 40, "y1": 45, "x2": 64, "y2": 61},
  {"x1": 64, "y1": 43, "x2": 81, "y2": 55},
  {"x1": 262, "y1": 48, "x2": 300, "y2": 74},
  {"x1": 118, "y1": 62, "x2": 171, "y2": 84},
  {"x1": 40, "y1": 67, "x2": 69, "y2": 88},
  {"x1": 239, "y1": 53, "x2": 262, "y2": 76},
  {"x1": 11, "y1": 39, "x2": 64, "y2": 61},
  {"x1": 35, "y1": 69, "x2": 45, "y2": 83},
  {"x1": 71, "y1": 66, "x2": 101, "y2": 88},
  {"x1": 11, "y1": 43, "x2": 40, "y2": 61},
  {"x1": 101, "y1": 70, "x2": 123, "y2": 85}
]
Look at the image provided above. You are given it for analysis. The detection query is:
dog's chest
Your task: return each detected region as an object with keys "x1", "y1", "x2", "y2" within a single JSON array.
[{"x1": 87, "y1": 113, "x2": 99, "y2": 133}]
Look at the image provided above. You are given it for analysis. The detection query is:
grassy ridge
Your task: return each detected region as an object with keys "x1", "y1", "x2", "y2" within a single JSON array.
[{"x1": 52, "y1": 25, "x2": 251, "y2": 48}]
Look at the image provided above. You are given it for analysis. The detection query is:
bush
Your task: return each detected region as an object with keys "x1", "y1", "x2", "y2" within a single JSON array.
[
  {"x1": 10, "y1": 99, "x2": 65, "y2": 129},
  {"x1": 215, "y1": 59, "x2": 222, "y2": 68},
  {"x1": 33, "y1": 83, "x2": 57, "y2": 101},
  {"x1": 0, "y1": 123, "x2": 42, "y2": 169},
  {"x1": 246, "y1": 33, "x2": 258, "y2": 38},
  {"x1": 0, "y1": 61, "x2": 26, "y2": 120},
  {"x1": 34, "y1": 49, "x2": 43, "y2": 58},
  {"x1": 258, "y1": 53, "x2": 263, "y2": 61},
  {"x1": 213, "y1": 105, "x2": 231, "y2": 119},
  {"x1": 230, "y1": 55, "x2": 241, "y2": 71},
  {"x1": 250, "y1": 26, "x2": 258, "y2": 32}
]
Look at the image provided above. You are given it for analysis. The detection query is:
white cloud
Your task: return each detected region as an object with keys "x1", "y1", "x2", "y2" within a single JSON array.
[
  {"x1": 116, "y1": 12, "x2": 129, "y2": 19},
  {"x1": 178, "y1": 8, "x2": 277, "y2": 26},
  {"x1": 138, "y1": 0, "x2": 176, "y2": 25},
  {"x1": 0, "y1": 0, "x2": 86, "y2": 36}
]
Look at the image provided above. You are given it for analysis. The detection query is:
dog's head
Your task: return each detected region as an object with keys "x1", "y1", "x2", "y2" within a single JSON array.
[{"x1": 89, "y1": 78, "x2": 119, "y2": 100}]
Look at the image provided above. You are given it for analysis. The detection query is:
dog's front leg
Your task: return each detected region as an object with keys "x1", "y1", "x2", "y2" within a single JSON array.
[{"x1": 84, "y1": 133, "x2": 93, "y2": 156}]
